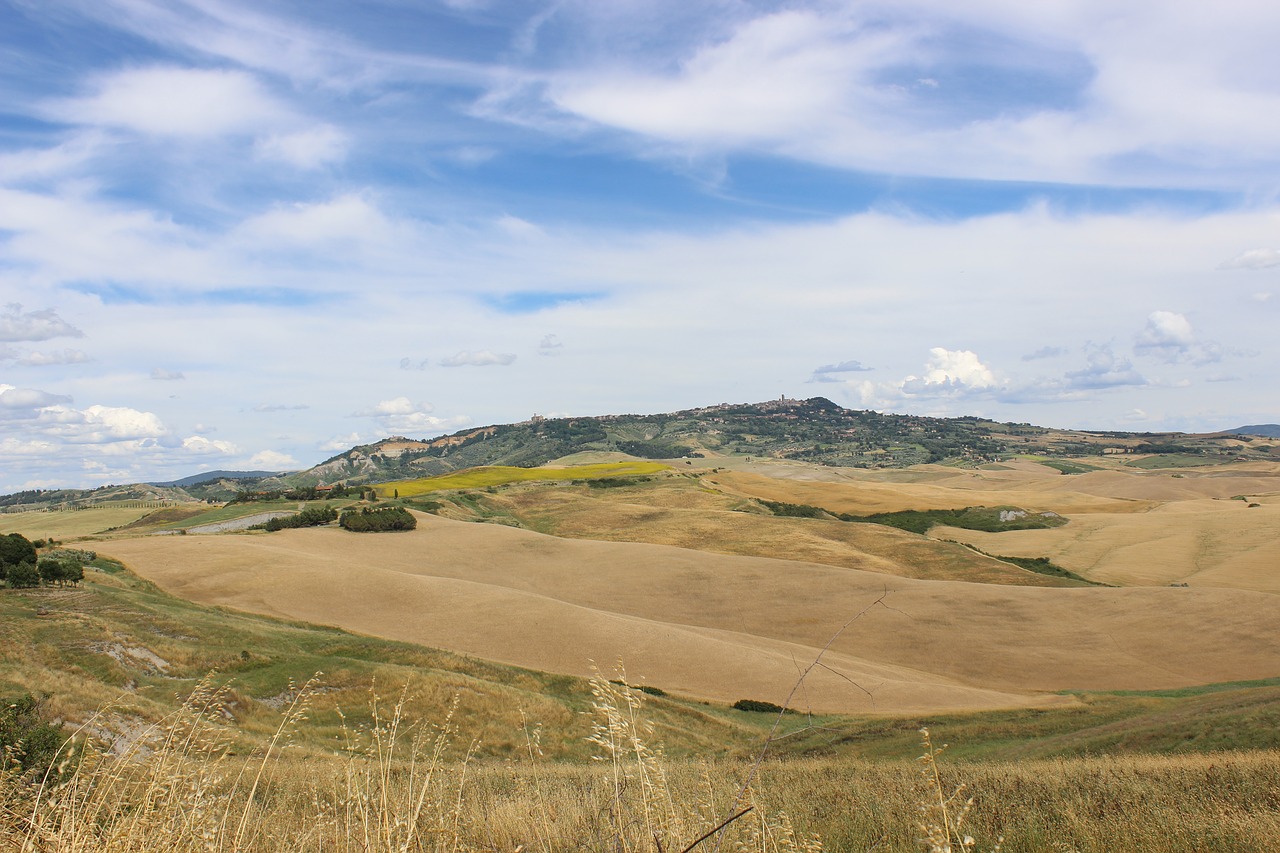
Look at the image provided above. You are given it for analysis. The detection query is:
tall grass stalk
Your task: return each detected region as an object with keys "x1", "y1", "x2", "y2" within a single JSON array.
[{"x1": 4, "y1": 673, "x2": 1279, "y2": 851}]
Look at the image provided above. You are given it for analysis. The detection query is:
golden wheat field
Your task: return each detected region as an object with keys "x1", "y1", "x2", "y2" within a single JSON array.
[{"x1": 97, "y1": 455, "x2": 1280, "y2": 712}]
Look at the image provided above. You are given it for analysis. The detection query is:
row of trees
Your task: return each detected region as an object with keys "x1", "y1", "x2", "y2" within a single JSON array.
[
  {"x1": 232, "y1": 484, "x2": 357, "y2": 503},
  {"x1": 250, "y1": 505, "x2": 338, "y2": 532}
]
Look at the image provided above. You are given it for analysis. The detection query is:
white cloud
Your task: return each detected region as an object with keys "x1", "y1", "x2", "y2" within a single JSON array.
[
  {"x1": 0, "y1": 385, "x2": 74, "y2": 416},
  {"x1": 232, "y1": 194, "x2": 401, "y2": 250},
  {"x1": 1220, "y1": 248, "x2": 1280, "y2": 270},
  {"x1": 355, "y1": 397, "x2": 430, "y2": 418},
  {"x1": 1137, "y1": 311, "x2": 1195, "y2": 349},
  {"x1": 1063, "y1": 345, "x2": 1147, "y2": 390},
  {"x1": 18, "y1": 349, "x2": 91, "y2": 366},
  {"x1": 320, "y1": 432, "x2": 362, "y2": 452},
  {"x1": 0, "y1": 304, "x2": 84, "y2": 342},
  {"x1": 248, "y1": 449, "x2": 299, "y2": 469},
  {"x1": 352, "y1": 397, "x2": 470, "y2": 435},
  {"x1": 551, "y1": 10, "x2": 894, "y2": 148},
  {"x1": 255, "y1": 125, "x2": 348, "y2": 169},
  {"x1": 1134, "y1": 311, "x2": 1222, "y2": 365},
  {"x1": 399, "y1": 357, "x2": 430, "y2": 370},
  {"x1": 439, "y1": 350, "x2": 517, "y2": 367},
  {"x1": 151, "y1": 368, "x2": 186, "y2": 380},
  {"x1": 902, "y1": 348, "x2": 997, "y2": 395},
  {"x1": 813, "y1": 359, "x2": 871, "y2": 375},
  {"x1": 39, "y1": 404, "x2": 169, "y2": 444},
  {"x1": 49, "y1": 66, "x2": 286, "y2": 137},
  {"x1": 182, "y1": 435, "x2": 237, "y2": 455},
  {"x1": 521, "y1": 4, "x2": 1280, "y2": 187}
]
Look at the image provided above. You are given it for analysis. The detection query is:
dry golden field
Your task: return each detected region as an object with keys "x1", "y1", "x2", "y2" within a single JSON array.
[{"x1": 100, "y1": 507, "x2": 1280, "y2": 715}]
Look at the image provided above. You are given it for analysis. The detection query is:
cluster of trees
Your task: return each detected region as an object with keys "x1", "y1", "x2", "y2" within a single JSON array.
[
  {"x1": 339, "y1": 506, "x2": 416, "y2": 532},
  {"x1": 0, "y1": 533, "x2": 84, "y2": 588},
  {"x1": 232, "y1": 484, "x2": 355, "y2": 503},
  {"x1": 250, "y1": 505, "x2": 338, "y2": 532}
]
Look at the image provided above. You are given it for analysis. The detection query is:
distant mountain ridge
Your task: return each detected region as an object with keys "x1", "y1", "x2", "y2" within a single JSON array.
[
  {"x1": 147, "y1": 470, "x2": 288, "y2": 488},
  {"x1": 3, "y1": 398, "x2": 1275, "y2": 508},
  {"x1": 1225, "y1": 424, "x2": 1280, "y2": 438}
]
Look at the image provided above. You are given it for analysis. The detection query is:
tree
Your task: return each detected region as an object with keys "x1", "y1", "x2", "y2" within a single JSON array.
[
  {"x1": 5, "y1": 561, "x2": 39, "y2": 589},
  {"x1": 0, "y1": 533, "x2": 36, "y2": 570},
  {"x1": 38, "y1": 557, "x2": 81, "y2": 587}
]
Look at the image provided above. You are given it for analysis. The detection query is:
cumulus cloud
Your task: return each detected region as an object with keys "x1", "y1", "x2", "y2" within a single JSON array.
[
  {"x1": 38, "y1": 404, "x2": 169, "y2": 444},
  {"x1": 354, "y1": 397, "x2": 429, "y2": 418},
  {"x1": 49, "y1": 66, "x2": 286, "y2": 137},
  {"x1": 181, "y1": 436, "x2": 237, "y2": 455},
  {"x1": 1134, "y1": 311, "x2": 1222, "y2": 365},
  {"x1": 901, "y1": 348, "x2": 997, "y2": 396},
  {"x1": 439, "y1": 350, "x2": 517, "y2": 367},
  {"x1": 248, "y1": 449, "x2": 299, "y2": 469},
  {"x1": 1220, "y1": 248, "x2": 1280, "y2": 269},
  {"x1": 538, "y1": 334, "x2": 564, "y2": 356},
  {"x1": 0, "y1": 304, "x2": 84, "y2": 342},
  {"x1": 151, "y1": 368, "x2": 186, "y2": 380},
  {"x1": 353, "y1": 397, "x2": 470, "y2": 434},
  {"x1": 399, "y1": 357, "x2": 430, "y2": 370},
  {"x1": 0, "y1": 385, "x2": 74, "y2": 417}
]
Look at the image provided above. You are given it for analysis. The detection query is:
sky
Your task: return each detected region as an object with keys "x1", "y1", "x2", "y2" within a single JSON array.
[{"x1": 2, "y1": 0, "x2": 1279, "y2": 493}]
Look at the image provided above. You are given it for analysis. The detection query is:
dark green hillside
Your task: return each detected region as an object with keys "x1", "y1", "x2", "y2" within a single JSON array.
[{"x1": 281, "y1": 397, "x2": 1276, "y2": 488}]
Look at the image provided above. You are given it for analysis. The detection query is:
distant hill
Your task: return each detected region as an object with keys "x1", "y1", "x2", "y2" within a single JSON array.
[
  {"x1": 148, "y1": 470, "x2": 288, "y2": 488},
  {"x1": 282, "y1": 397, "x2": 1276, "y2": 488},
  {"x1": 1225, "y1": 424, "x2": 1280, "y2": 438},
  {"x1": 4, "y1": 398, "x2": 1274, "y2": 504}
]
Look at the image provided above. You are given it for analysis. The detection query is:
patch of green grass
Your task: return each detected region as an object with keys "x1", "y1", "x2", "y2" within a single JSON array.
[
  {"x1": 953, "y1": 543, "x2": 1103, "y2": 586},
  {"x1": 1066, "y1": 676, "x2": 1280, "y2": 699},
  {"x1": 773, "y1": 685, "x2": 1280, "y2": 760},
  {"x1": 1038, "y1": 459, "x2": 1102, "y2": 474},
  {"x1": 1124, "y1": 454, "x2": 1235, "y2": 469},
  {"x1": 841, "y1": 505, "x2": 1068, "y2": 535}
]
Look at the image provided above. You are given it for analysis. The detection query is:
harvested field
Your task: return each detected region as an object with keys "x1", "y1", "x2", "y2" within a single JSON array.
[{"x1": 101, "y1": 513, "x2": 1280, "y2": 715}]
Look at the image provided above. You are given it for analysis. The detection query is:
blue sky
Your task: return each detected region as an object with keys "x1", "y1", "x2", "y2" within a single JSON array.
[{"x1": 2, "y1": 0, "x2": 1279, "y2": 492}]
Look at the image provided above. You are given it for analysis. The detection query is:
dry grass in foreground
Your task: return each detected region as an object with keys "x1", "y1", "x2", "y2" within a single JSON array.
[{"x1": 4, "y1": 675, "x2": 1280, "y2": 852}]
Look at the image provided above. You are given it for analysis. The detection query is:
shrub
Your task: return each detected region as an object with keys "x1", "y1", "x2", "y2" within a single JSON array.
[
  {"x1": 0, "y1": 694, "x2": 69, "y2": 782},
  {"x1": 732, "y1": 699, "x2": 787, "y2": 714}
]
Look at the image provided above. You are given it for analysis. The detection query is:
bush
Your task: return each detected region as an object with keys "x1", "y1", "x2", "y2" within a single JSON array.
[
  {"x1": 759, "y1": 500, "x2": 830, "y2": 519},
  {"x1": 732, "y1": 699, "x2": 787, "y2": 714},
  {"x1": 339, "y1": 506, "x2": 417, "y2": 532},
  {"x1": 0, "y1": 694, "x2": 69, "y2": 782}
]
